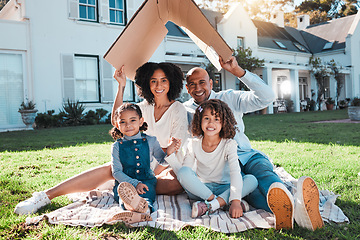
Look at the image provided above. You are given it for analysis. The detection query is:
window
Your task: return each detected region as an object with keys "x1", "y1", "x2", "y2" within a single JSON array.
[
  {"x1": 74, "y1": 55, "x2": 100, "y2": 102},
  {"x1": 237, "y1": 37, "x2": 244, "y2": 49},
  {"x1": 274, "y1": 40, "x2": 287, "y2": 49},
  {"x1": 298, "y1": 77, "x2": 308, "y2": 100},
  {"x1": 0, "y1": 53, "x2": 24, "y2": 127},
  {"x1": 79, "y1": 0, "x2": 97, "y2": 21},
  {"x1": 324, "y1": 77, "x2": 330, "y2": 98},
  {"x1": 294, "y1": 42, "x2": 306, "y2": 52},
  {"x1": 212, "y1": 73, "x2": 222, "y2": 92},
  {"x1": 323, "y1": 41, "x2": 334, "y2": 50},
  {"x1": 109, "y1": 0, "x2": 125, "y2": 24},
  {"x1": 113, "y1": 78, "x2": 135, "y2": 102}
]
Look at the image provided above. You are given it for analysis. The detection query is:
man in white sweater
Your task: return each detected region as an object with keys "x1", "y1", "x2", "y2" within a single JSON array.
[{"x1": 183, "y1": 56, "x2": 324, "y2": 231}]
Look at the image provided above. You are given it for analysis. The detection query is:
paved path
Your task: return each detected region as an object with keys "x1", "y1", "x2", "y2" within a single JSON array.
[{"x1": 313, "y1": 119, "x2": 360, "y2": 123}]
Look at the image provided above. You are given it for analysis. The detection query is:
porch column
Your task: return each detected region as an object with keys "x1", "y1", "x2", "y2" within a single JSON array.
[
  {"x1": 290, "y1": 69, "x2": 300, "y2": 112},
  {"x1": 262, "y1": 66, "x2": 274, "y2": 114}
]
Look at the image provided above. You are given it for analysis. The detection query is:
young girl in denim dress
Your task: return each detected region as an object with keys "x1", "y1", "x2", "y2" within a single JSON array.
[{"x1": 110, "y1": 103, "x2": 180, "y2": 222}]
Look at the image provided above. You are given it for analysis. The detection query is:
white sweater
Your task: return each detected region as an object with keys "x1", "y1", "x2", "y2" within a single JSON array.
[{"x1": 167, "y1": 137, "x2": 243, "y2": 202}]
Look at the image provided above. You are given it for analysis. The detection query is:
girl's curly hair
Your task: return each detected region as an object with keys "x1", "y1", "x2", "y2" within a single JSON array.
[
  {"x1": 109, "y1": 103, "x2": 148, "y2": 140},
  {"x1": 191, "y1": 99, "x2": 237, "y2": 139},
  {"x1": 134, "y1": 62, "x2": 184, "y2": 104}
]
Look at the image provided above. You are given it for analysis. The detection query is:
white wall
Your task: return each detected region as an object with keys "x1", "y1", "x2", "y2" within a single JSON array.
[
  {"x1": 22, "y1": 0, "x2": 135, "y2": 113},
  {"x1": 217, "y1": 4, "x2": 258, "y2": 51},
  {"x1": 0, "y1": 19, "x2": 28, "y2": 50}
]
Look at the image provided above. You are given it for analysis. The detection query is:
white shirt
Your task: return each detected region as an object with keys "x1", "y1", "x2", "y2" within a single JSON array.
[
  {"x1": 138, "y1": 100, "x2": 189, "y2": 170},
  {"x1": 167, "y1": 137, "x2": 243, "y2": 202},
  {"x1": 183, "y1": 70, "x2": 276, "y2": 165},
  {"x1": 138, "y1": 100, "x2": 189, "y2": 148}
]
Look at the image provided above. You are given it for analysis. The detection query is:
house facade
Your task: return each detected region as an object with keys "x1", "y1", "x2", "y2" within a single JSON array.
[{"x1": 1, "y1": 0, "x2": 359, "y2": 131}]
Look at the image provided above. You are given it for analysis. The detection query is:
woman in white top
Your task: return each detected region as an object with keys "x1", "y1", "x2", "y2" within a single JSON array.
[
  {"x1": 15, "y1": 62, "x2": 188, "y2": 215},
  {"x1": 169, "y1": 99, "x2": 258, "y2": 218}
]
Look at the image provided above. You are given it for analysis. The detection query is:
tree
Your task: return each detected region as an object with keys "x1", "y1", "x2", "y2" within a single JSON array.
[
  {"x1": 309, "y1": 57, "x2": 341, "y2": 110},
  {"x1": 295, "y1": 0, "x2": 358, "y2": 25},
  {"x1": 309, "y1": 57, "x2": 332, "y2": 111},
  {"x1": 195, "y1": 0, "x2": 293, "y2": 19},
  {"x1": 329, "y1": 59, "x2": 344, "y2": 109},
  {"x1": 233, "y1": 47, "x2": 264, "y2": 72},
  {"x1": 243, "y1": 0, "x2": 294, "y2": 21},
  {"x1": 0, "y1": 0, "x2": 10, "y2": 11},
  {"x1": 205, "y1": 47, "x2": 264, "y2": 91},
  {"x1": 233, "y1": 47, "x2": 264, "y2": 90}
]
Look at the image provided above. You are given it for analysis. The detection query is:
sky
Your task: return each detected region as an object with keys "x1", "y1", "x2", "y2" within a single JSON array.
[{"x1": 294, "y1": 0, "x2": 304, "y2": 7}]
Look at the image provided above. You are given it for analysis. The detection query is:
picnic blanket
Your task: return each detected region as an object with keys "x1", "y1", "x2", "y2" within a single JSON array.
[{"x1": 26, "y1": 167, "x2": 349, "y2": 233}]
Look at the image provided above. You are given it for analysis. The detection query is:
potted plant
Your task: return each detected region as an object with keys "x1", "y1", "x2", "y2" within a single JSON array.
[
  {"x1": 348, "y1": 97, "x2": 360, "y2": 121},
  {"x1": 325, "y1": 97, "x2": 335, "y2": 110},
  {"x1": 18, "y1": 100, "x2": 38, "y2": 128}
]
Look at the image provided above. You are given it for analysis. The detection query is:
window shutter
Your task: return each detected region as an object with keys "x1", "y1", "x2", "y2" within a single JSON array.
[
  {"x1": 101, "y1": 59, "x2": 114, "y2": 102},
  {"x1": 99, "y1": 0, "x2": 110, "y2": 23},
  {"x1": 68, "y1": 0, "x2": 79, "y2": 19},
  {"x1": 61, "y1": 54, "x2": 76, "y2": 102}
]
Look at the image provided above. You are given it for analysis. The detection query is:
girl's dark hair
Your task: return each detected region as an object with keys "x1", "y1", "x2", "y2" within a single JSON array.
[
  {"x1": 134, "y1": 62, "x2": 184, "y2": 104},
  {"x1": 109, "y1": 103, "x2": 148, "y2": 140},
  {"x1": 191, "y1": 99, "x2": 237, "y2": 139}
]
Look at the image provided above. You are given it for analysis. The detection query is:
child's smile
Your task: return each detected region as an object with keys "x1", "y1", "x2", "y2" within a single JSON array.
[
  {"x1": 201, "y1": 108, "x2": 222, "y2": 137},
  {"x1": 117, "y1": 110, "x2": 144, "y2": 137}
]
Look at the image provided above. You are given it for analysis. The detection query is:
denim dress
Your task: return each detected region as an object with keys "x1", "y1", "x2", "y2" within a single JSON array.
[{"x1": 113, "y1": 133, "x2": 157, "y2": 212}]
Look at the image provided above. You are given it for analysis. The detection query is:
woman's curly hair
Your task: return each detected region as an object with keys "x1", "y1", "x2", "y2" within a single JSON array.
[
  {"x1": 109, "y1": 103, "x2": 148, "y2": 140},
  {"x1": 191, "y1": 99, "x2": 237, "y2": 139},
  {"x1": 134, "y1": 62, "x2": 184, "y2": 104}
]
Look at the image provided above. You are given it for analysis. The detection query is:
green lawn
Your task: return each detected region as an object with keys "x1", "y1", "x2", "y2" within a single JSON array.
[{"x1": 1, "y1": 109, "x2": 359, "y2": 239}]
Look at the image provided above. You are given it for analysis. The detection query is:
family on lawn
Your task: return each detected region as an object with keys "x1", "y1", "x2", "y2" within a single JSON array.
[{"x1": 15, "y1": 56, "x2": 324, "y2": 231}]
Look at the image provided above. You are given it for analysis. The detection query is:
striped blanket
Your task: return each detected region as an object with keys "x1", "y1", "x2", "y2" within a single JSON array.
[{"x1": 26, "y1": 167, "x2": 349, "y2": 233}]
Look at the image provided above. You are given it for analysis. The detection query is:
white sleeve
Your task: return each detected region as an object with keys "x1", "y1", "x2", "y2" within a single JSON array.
[
  {"x1": 226, "y1": 71, "x2": 276, "y2": 114},
  {"x1": 227, "y1": 140, "x2": 243, "y2": 202},
  {"x1": 170, "y1": 102, "x2": 190, "y2": 147},
  {"x1": 182, "y1": 139, "x2": 196, "y2": 169}
]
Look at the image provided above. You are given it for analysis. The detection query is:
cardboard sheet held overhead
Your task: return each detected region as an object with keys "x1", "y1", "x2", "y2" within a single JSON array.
[{"x1": 104, "y1": 0, "x2": 233, "y2": 80}]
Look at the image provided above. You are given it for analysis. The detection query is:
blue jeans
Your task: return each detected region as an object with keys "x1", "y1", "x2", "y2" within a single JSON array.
[
  {"x1": 240, "y1": 153, "x2": 283, "y2": 212},
  {"x1": 177, "y1": 166, "x2": 258, "y2": 204}
]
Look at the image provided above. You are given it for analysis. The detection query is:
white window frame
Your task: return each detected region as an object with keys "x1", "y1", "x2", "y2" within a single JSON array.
[
  {"x1": 0, "y1": 51, "x2": 28, "y2": 128},
  {"x1": 237, "y1": 36, "x2": 245, "y2": 49},
  {"x1": 109, "y1": 0, "x2": 126, "y2": 25},
  {"x1": 79, "y1": 0, "x2": 98, "y2": 22},
  {"x1": 299, "y1": 77, "x2": 308, "y2": 100},
  {"x1": 74, "y1": 55, "x2": 100, "y2": 103}
]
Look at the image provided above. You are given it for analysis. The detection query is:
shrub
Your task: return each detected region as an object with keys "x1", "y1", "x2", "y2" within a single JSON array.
[
  {"x1": 96, "y1": 108, "x2": 109, "y2": 123},
  {"x1": 61, "y1": 100, "x2": 85, "y2": 126},
  {"x1": 84, "y1": 108, "x2": 109, "y2": 125},
  {"x1": 325, "y1": 97, "x2": 335, "y2": 105},
  {"x1": 351, "y1": 97, "x2": 360, "y2": 106},
  {"x1": 84, "y1": 110, "x2": 98, "y2": 125},
  {"x1": 35, "y1": 110, "x2": 65, "y2": 128}
]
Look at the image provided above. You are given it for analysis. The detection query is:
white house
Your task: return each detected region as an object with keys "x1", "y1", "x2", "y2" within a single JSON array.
[{"x1": 1, "y1": 0, "x2": 360, "y2": 131}]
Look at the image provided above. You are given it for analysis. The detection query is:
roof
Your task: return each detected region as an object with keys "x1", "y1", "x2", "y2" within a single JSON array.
[
  {"x1": 200, "y1": 8, "x2": 224, "y2": 29},
  {"x1": 252, "y1": 19, "x2": 311, "y2": 53},
  {"x1": 166, "y1": 8, "x2": 223, "y2": 38},
  {"x1": 165, "y1": 21, "x2": 189, "y2": 37},
  {"x1": 300, "y1": 15, "x2": 356, "y2": 53}
]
